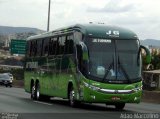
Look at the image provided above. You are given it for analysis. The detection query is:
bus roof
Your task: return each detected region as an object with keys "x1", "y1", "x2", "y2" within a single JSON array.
[{"x1": 27, "y1": 24, "x2": 138, "y2": 41}]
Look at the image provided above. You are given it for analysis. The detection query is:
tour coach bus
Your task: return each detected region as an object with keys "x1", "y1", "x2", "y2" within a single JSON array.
[{"x1": 24, "y1": 24, "x2": 151, "y2": 110}]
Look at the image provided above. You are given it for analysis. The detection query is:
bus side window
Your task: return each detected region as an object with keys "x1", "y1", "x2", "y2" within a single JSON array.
[
  {"x1": 58, "y1": 36, "x2": 65, "y2": 55},
  {"x1": 30, "y1": 41, "x2": 33, "y2": 56},
  {"x1": 41, "y1": 39, "x2": 44, "y2": 56},
  {"x1": 27, "y1": 41, "x2": 31, "y2": 57},
  {"x1": 76, "y1": 45, "x2": 87, "y2": 75},
  {"x1": 69, "y1": 40, "x2": 74, "y2": 54},
  {"x1": 61, "y1": 36, "x2": 66, "y2": 55},
  {"x1": 31, "y1": 41, "x2": 36, "y2": 57},
  {"x1": 34, "y1": 40, "x2": 37, "y2": 56},
  {"x1": 52, "y1": 37, "x2": 57, "y2": 55},
  {"x1": 76, "y1": 45, "x2": 83, "y2": 70},
  {"x1": 55, "y1": 37, "x2": 60, "y2": 55},
  {"x1": 49, "y1": 38, "x2": 53, "y2": 56},
  {"x1": 42, "y1": 38, "x2": 49, "y2": 56},
  {"x1": 65, "y1": 35, "x2": 74, "y2": 54},
  {"x1": 37, "y1": 39, "x2": 42, "y2": 57},
  {"x1": 49, "y1": 37, "x2": 58, "y2": 56}
]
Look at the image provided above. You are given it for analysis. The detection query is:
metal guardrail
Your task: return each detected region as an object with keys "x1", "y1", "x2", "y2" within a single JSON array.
[{"x1": 0, "y1": 65, "x2": 23, "y2": 69}]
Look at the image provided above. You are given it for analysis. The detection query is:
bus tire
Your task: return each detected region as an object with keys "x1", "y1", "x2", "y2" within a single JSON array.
[
  {"x1": 35, "y1": 82, "x2": 50, "y2": 101},
  {"x1": 35, "y1": 82, "x2": 40, "y2": 100},
  {"x1": 115, "y1": 103, "x2": 125, "y2": 110},
  {"x1": 31, "y1": 84, "x2": 36, "y2": 100},
  {"x1": 69, "y1": 86, "x2": 79, "y2": 107}
]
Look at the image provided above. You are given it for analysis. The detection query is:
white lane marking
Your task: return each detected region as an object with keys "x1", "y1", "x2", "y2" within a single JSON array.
[{"x1": 34, "y1": 101, "x2": 52, "y2": 106}]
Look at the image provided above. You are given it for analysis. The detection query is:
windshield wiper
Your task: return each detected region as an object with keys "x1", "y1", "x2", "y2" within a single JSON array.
[
  {"x1": 118, "y1": 56, "x2": 131, "y2": 83},
  {"x1": 102, "y1": 58, "x2": 114, "y2": 82}
]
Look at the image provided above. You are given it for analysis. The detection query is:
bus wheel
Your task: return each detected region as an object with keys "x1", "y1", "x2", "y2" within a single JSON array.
[
  {"x1": 31, "y1": 84, "x2": 36, "y2": 100},
  {"x1": 35, "y1": 83, "x2": 40, "y2": 100},
  {"x1": 115, "y1": 103, "x2": 125, "y2": 110},
  {"x1": 35, "y1": 83, "x2": 50, "y2": 101},
  {"x1": 69, "y1": 87, "x2": 77, "y2": 107}
]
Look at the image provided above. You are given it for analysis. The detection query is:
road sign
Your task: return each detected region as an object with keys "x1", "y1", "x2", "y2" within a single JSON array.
[{"x1": 10, "y1": 39, "x2": 26, "y2": 55}]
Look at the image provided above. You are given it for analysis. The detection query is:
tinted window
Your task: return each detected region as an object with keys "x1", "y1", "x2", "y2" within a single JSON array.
[
  {"x1": 30, "y1": 40, "x2": 37, "y2": 57},
  {"x1": 26, "y1": 41, "x2": 30, "y2": 57},
  {"x1": 59, "y1": 36, "x2": 66, "y2": 55},
  {"x1": 42, "y1": 38, "x2": 49, "y2": 56},
  {"x1": 65, "y1": 35, "x2": 74, "y2": 54},
  {"x1": 36, "y1": 39, "x2": 42, "y2": 56}
]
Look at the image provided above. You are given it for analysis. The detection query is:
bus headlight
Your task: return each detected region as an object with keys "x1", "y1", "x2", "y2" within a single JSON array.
[
  {"x1": 84, "y1": 82, "x2": 89, "y2": 87},
  {"x1": 89, "y1": 85, "x2": 100, "y2": 91},
  {"x1": 133, "y1": 86, "x2": 142, "y2": 92},
  {"x1": 83, "y1": 82, "x2": 100, "y2": 91}
]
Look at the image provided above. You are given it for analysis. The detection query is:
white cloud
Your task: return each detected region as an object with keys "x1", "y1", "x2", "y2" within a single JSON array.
[{"x1": 87, "y1": 0, "x2": 136, "y2": 13}]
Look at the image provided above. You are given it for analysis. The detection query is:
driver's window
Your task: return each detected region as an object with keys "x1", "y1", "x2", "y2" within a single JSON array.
[{"x1": 76, "y1": 45, "x2": 82, "y2": 71}]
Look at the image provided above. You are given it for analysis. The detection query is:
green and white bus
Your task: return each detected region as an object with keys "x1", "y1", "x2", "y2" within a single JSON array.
[{"x1": 24, "y1": 24, "x2": 151, "y2": 110}]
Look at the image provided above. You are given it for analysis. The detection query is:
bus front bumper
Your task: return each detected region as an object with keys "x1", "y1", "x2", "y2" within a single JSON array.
[{"x1": 79, "y1": 86, "x2": 142, "y2": 103}]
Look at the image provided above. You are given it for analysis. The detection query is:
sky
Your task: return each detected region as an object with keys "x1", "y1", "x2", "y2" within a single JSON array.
[{"x1": 0, "y1": 0, "x2": 160, "y2": 40}]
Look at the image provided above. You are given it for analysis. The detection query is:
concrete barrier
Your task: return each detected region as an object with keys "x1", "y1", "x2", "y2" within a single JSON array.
[
  {"x1": 13, "y1": 80, "x2": 24, "y2": 88},
  {"x1": 142, "y1": 90, "x2": 160, "y2": 104}
]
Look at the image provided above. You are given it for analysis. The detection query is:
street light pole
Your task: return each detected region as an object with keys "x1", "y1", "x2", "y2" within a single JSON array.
[{"x1": 47, "y1": 0, "x2": 51, "y2": 32}]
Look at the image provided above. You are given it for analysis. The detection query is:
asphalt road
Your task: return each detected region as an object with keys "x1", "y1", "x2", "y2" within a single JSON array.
[{"x1": 0, "y1": 86, "x2": 160, "y2": 119}]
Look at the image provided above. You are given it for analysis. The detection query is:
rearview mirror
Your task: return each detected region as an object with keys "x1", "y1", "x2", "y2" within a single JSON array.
[{"x1": 140, "y1": 45, "x2": 151, "y2": 64}]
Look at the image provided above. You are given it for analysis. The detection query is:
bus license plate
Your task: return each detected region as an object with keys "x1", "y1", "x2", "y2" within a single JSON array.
[{"x1": 112, "y1": 97, "x2": 120, "y2": 101}]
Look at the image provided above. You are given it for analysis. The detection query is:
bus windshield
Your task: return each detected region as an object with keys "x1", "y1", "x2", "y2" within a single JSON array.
[{"x1": 85, "y1": 38, "x2": 141, "y2": 83}]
